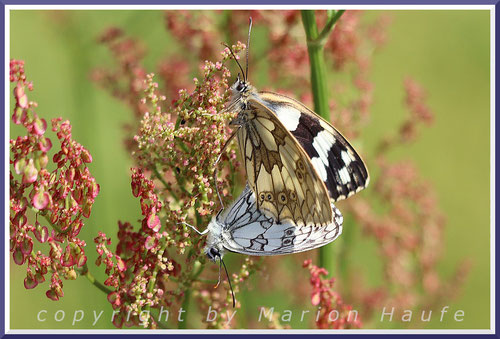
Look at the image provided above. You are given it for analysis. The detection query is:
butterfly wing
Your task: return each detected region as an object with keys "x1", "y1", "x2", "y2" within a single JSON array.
[
  {"x1": 235, "y1": 97, "x2": 332, "y2": 227},
  {"x1": 258, "y1": 91, "x2": 370, "y2": 201},
  {"x1": 219, "y1": 186, "x2": 343, "y2": 256}
]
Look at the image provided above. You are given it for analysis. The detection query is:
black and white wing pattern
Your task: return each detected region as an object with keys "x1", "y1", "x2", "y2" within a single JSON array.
[
  {"x1": 257, "y1": 91, "x2": 370, "y2": 202},
  {"x1": 232, "y1": 98, "x2": 333, "y2": 228},
  {"x1": 212, "y1": 185, "x2": 343, "y2": 256}
]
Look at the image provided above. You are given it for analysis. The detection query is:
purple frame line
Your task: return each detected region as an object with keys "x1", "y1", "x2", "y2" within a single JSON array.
[
  {"x1": 1, "y1": 1, "x2": 6, "y2": 337},
  {"x1": 0, "y1": 0, "x2": 499, "y2": 5},
  {"x1": 0, "y1": 1, "x2": 498, "y2": 337}
]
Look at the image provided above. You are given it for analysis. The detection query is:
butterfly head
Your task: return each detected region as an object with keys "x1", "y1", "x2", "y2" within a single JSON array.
[
  {"x1": 230, "y1": 75, "x2": 253, "y2": 102},
  {"x1": 205, "y1": 246, "x2": 223, "y2": 262},
  {"x1": 228, "y1": 76, "x2": 255, "y2": 126}
]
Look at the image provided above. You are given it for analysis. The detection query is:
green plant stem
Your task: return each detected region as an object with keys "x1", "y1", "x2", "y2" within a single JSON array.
[
  {"x1": 145, "y1": 244, "x2": 166, "y2": 319},
  {"x1": 80, "y1": 264, "x2": 114, "y2": 295},
  {"x1": 151, "y1": 164, "x2": 180, "y2": 202},
  {"x1": 301, "y1": 10, "x2": 331, "y2": 118},
  {"x1": 178, "y1": 260, "x2": 205, "y2": 329},
  {"x1": 151, "y1": 165, "x2": 170, "y2": 189},
  {"x1": 301, "y1": 10, "x2": 344, "y2": 275},
  {"x1": 317, "y1": 10, "x2": 345, "y2": 45}
]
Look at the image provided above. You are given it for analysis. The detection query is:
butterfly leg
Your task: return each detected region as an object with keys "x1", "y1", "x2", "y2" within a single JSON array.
[
  {"x1": 178, "y1": 222, "x2": 209, "y2": 235},
  {"x1": 214, "y1": 257, "x2": 223, "y2": 288},
  {"x1": 213, "y1": 128, "x2": 239, "y2": 209}
]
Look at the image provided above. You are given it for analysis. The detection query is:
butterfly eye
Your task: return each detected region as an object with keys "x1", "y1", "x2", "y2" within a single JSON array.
[
  {"x1": 236, "y1": 81, "x2": 245, "y2": 92},
  {"x1": 259, "y1": 193, "x2": 266, "y2": 201},
  {"x1": 289, "y1": 191, "x2": 297, "y2": 201},
  {"x1": 208, "y1": 248, "x2": 219, "y2": 260},
  {"x1": 266, "y1": 193, "x2": 274, "y2": 202}
]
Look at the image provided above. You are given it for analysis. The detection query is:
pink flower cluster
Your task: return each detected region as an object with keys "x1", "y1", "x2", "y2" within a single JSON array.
[
  {"x1": 303, "y1": 260, "x2": 362, "y2": 329},
  {"x1": 91, "y1": 27, "x2": 248, "y2": 326},
  {"x1": 10, "y1": 59, "x2": 99, "y2": 300},
  {"x1": 94, "y1": 168, "x2": 188, "y2": 328}
]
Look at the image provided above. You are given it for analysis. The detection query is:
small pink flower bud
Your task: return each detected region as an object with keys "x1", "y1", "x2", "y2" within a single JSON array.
[
  {"x1": 20, "y1": 237, "x2": 33, "y2": 255},
  {"x1": 35, "y1": 272, "x2": 45, "y2": 283},
  {"x1": 145, "y1": 236, "x2": 158, "y2": 249},
  {"x1": 66, "y1": 168, "x2": 75, "y2": 182},
  {"x1": 24, "y1": 274, "x2": 38, "y2": 289},
  {"x1": 90, "y1": 182, "x2": 100, "y2": 198},
  {"x1": 131, "y1": 181, "x2": 140, "y2": 197},
  {"x1": 46, "y1": 289, "x2": 59, "y2": 301},
  {"x1": 311, "y1": 292, "x2": 321, "y2": 306},
  {"x1": 147, "y1": 214, "x2": 161, "y2": 232},
  {"x1": 72, "y1": 187, "x2": 83, "y2": 203},
  {"x1": 116, "y1": 257, "x2": 126, "y2": 272},
  {"x1": 82, "y1": 202, "x2": 92, "y2": 218},
  {"x1": 34, "y1": 223, "x2": 49, "y2": 243},
  {"x1": 12, "y1": 247, "x2": 25, "y2": 265},
  {"x1": 14, "y1": 84, "x2": 29, "y2": 109},
  {"x1": 60, "y1": 245, "x2": 75, "y2": 267},
  {"x1": 32, "y1": 117, "x2": 47, "y2": 135},
  {"x1": 81, "y1": 149, "x2": 92, "y2": 163},
  {"x1": 32, "y1": 191, "x2": 50, "y2": 210},
  {"x1": 14, "y1": 158, "x2": 27, "y2": 175},
  {"x1": 12, "y1": 107, "x2": 26, "y2": 125},
  {"x1": 76, "y1": 254, "x2": 87, "y2": 267},
  {"x1": 22, "y1": 159, "x2": 38, "y2": 184},
  {"x1": 38, "y1": 153, "x2": 49, "y2": 168},
  {"x1": 38, "y1": 137, "x2": 52, "y2": 152}
]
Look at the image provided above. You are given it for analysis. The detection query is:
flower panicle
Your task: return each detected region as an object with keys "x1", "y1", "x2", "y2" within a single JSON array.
[
  {"x1": 10, "y1": 59, "x2": 99, "y2": 300},
  {"x1": 95, "y1": 41, "x2": 251, "y2": 327}
]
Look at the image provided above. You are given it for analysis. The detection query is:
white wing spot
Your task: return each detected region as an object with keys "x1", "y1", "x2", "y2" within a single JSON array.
[
  {"x1": 274, "y1": 106, "x2": 301, "y2": 131},
  {"x1": 312, "y1": 130, "x2": 336, "y2": 166},
  {"x1": 341, "y1": 150, "x2": 352, "y2": 166},
  {"x1": 338, "y1": 167, "x2": 351, "y2": 184},
  {"x1": 311, "y1": 157, "x2": 327, "y2": 181}
]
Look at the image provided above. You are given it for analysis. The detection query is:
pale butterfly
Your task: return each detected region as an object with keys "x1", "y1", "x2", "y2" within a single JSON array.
[
  {"x1": 185, "y1": 184, "x2": 343, "y2": 307},
  {"x1": 216, "y1": 18, "x2": 369, "y2": 224}
]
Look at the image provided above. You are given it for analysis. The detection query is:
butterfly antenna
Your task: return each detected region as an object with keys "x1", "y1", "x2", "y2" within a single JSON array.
[
  {"x1": 223, "y1": 43, "x2": 246, "y2": 82},
  {"x1": 246, "y1": 17, "x2": 253, "y2": 82},
  {"x1": 221, "y1": 257, "x2": 236, "y2": 308}
]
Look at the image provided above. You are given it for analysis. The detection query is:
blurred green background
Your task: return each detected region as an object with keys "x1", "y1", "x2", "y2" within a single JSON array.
[{"x1": 9, "y1": 10, "x2": 490, "y2": 329}]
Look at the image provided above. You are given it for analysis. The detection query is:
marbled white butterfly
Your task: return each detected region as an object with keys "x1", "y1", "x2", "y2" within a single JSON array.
[
  {"x1": 204, "y1": 185, "x2": 343, "y2": 259},
  {"x1": 222, "y1": 18, "x2": 369, "y2": 226},
  {"x1": 186, "y1": 184, "x2": 343, "y2": 306}
]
